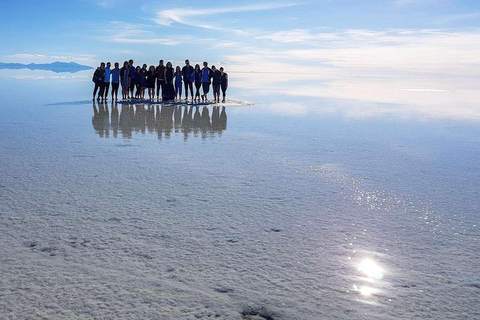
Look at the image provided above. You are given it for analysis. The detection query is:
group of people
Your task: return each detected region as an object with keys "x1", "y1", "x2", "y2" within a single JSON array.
[{"x1": 92, "y1": 59, "x2": 229, "y2": 103}]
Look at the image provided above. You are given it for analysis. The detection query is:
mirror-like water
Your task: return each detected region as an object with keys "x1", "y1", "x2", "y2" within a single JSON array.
[{"x1": 0, "y1": 70, "x2": 479, "y2": 319}]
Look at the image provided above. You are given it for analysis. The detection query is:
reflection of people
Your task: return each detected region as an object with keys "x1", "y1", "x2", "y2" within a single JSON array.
[
  {"x1": 111, "y1": 62, "x2": 120, "y2": 101},
  {"x1": 92, "y1": 100, "x2": 110, "y2": 137},
  {"x1": 163, "y1": 62, "x2": 175, "y2": 101},
  {"x1": 93, "y1": 103, "x2": 227, "y2": 140},
  {"x1": 212, "y1": 65, "x2": 221, "y2": 103},
  {"x1": 220, "y1": 67, "x2": 228, "y2": 103},
  {"x1": 182, "y1": 59, "x2": 194, "y2": 100},
  {"x1": 201, "y1": 61, "x2": 212, "y2": 101},
  {"x1": 92, "y1": 62, "x2": 105, "y2": 101}
]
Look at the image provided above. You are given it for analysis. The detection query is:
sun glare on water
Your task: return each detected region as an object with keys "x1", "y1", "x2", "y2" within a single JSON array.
[{"x1": 358, "y1": 259, "x2": 384, "y2": 280}]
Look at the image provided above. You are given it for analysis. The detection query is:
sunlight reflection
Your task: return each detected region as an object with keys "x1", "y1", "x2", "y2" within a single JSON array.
[{"x1": 358, "y1": 259, "x2": 384, "y2": 280}]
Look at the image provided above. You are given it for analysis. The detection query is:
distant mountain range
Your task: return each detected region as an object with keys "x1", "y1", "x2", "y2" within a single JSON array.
[{"x1": 0, "y1": 61, "x2": 93, "y2": 73}]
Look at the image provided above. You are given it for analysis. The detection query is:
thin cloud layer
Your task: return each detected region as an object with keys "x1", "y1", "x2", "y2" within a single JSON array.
[{"x1": 153, "y1": 3, "x2": 299, "y2": 31}]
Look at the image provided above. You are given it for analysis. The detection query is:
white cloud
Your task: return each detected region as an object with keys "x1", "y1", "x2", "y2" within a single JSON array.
[
  {"x1": 257, "y1": 29, "x2": 340, "y2": 43},
  {"x1": 153, "y1": 3, "x2": 299, "y2": 32},
  {"x1": 9, "y1": 53, "x2": 45, "y2": 59},
  {"x1": 214, "y1": 41, "x2": 242, "y2": 48},
  {"x1": 97, "y1": 21, "x2": 189, "y2": 46},
  {"x1": 236, "y1": 29, "x2": 480, "y2": 76}
]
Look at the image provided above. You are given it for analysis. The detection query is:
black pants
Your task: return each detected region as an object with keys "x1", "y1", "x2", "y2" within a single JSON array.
[
  {"x1": 184, "y1": 81, "x2": 193, "y2": 98},
  {"x1": 103, "y1": 82, "x2": 110, "y2": 97},
  {"x1": 96, "y1": 82, "x2": 106, "y2": 98},
  {"x1": 93, "y1": 81, "x2": 102, "y2": 97},
  {"x1": 156, "y1": 79, "x2": 164, "y2": 97},
  {"x1": 129, "y1": 79, "x2": 135, "y2": 93},
  {"x1": 111, "y1": 82, "x2": 119, "y2": 96}
]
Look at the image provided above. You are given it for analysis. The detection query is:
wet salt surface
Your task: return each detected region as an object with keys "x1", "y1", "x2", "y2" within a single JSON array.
[{"x1": 0, "y1": 71, "x2": 479, "y2": 319}]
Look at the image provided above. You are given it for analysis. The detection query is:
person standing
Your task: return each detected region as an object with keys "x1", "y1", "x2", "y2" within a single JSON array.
[
  {"x1": 220, "y1": 67, "x2": 228, "y2": 103},
  {"x1": 134, "y1": 66, "x2": 142, "y2": 99},
  {"x1": 120, "y1": 61, "x2": 130, "y2": 100},
  {"x1": 92, "y1": 62, "x2": 105, "y2": 101},
  {"x1": 193, "y1": 64, "x2": 202, "y2": 101},
  {"x1": 155, "y1": 60, "x2": 165, "y2": 100},
  {"x1": 147, "y1": 65, "x2": 156, "y2": 100},
  {"x1": 128, "y1": 59, "x2": 136, "y2": 99},
  {"x1": 140, "y1": 66, "x2": 147, "y2": 100},
  {"x1": 111, "y1": 62, "x2": 120, "y2": 101},
  {"x1": 211, "y1": 65, "x2": 221, "y2": 103},
  {"x1": 103, "y1": 62, "x2": 112, "y2": 100},
  {"x1": 174, "y1": 66, "x2": 183, "y2": 100},
  {"x1": 201, "y1": 61, "x2": 212, "y2": 101},
  {"x1": 182, "y1": 59, "x2": 194, "y2": 100},
  {"x1": 163, "y1": 61, "x2": 175, "y2": 101}
]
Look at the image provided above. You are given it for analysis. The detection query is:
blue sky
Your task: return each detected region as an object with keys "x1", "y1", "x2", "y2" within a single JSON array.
[{"x1": 1, "y1": 0, "x2": 480, "y2": 75}]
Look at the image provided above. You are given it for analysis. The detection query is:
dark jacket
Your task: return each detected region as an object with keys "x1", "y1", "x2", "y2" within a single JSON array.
[
  {"x1": 92, "y1": 68, "x2": 105, "y2": 83},
  {"x1": 182, "y1": 65, "x2": 194, "y2": 82},
  {"x1": 212, "y1": 70, "x2": 221, "y2": 85},
  {"x1": 156, "y1": 65, "x2": 165, "y2": 80}
]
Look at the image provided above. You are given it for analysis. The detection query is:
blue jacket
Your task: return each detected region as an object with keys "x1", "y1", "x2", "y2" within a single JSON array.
[
  {"x1": 111, "y1": 68, "x2": 120, "y2": 83},
  {"x1": 104, "y1": 67, "x2": 111, "y2": 82}
]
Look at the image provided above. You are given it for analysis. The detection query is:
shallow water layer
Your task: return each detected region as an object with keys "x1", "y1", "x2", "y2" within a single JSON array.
[{"x1": 0, "y1": 70, "x2": 479, "y2": 319}]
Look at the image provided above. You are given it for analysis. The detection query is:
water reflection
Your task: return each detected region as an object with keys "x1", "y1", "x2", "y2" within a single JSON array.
[{"x1": 92, "y1": 101, "x2": 227, "y2": 140}]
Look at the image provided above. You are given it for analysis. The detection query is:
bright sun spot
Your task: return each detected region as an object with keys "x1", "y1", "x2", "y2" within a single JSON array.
[
  {"x1": 358, "y1": 259, "x2": 384, "y2": 280},
  {"x1": 360, "y1": 286, "x2": 375, "y2": 297}
]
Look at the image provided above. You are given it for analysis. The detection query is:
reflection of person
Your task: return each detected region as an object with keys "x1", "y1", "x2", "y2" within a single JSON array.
[
  {"x1": 220, "y1": 67, "x2": 228, "y2": 103},
  {"x1": 175, "y1": 66, "x2": 182, "y2": 100},
  {"x1": 155, "y1": 60, "x2": 165, "y2": 100},
  {"x1": 111, "y1": 101, "x2": 119, "y2": 138},
  {"x1": 111, "y1": 62, "x2": 120, "y2": 101},
  {"x1": 193, "y1": 64, "x2": 202, "y2": 101},
  {"x1": 92, "y1": 100, "x2": 110, "y2": 137},
  {"x1": 182, "y1": 59, "x2": 194, "y2": 100},
  {"x1": 103, "y1": 62, "x2": 111, "y2": 100},
  {"x1": 211, "y1": 65, "x2": 221, "y2": 103},
  {"x1": 163, "y1": 62, "x2": 175, "y2": 101},
  {"x1": 220, "y1": 106, "x2": 227, "y2": 130},
  {"x1": 92, "y1": 62, "x2": 105, "y2": 101},
  {"x1": 201, "y1": 61, "x2": 212, "y2": 101}
]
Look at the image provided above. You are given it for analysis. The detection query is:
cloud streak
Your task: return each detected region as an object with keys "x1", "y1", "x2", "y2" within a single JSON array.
[{"x1": 153, "y1": 3, "x2": 300, "y2": 32}]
